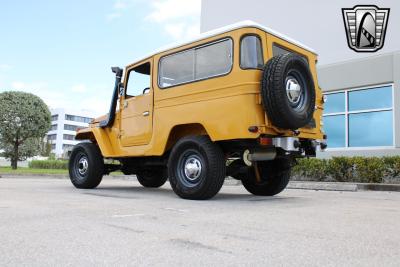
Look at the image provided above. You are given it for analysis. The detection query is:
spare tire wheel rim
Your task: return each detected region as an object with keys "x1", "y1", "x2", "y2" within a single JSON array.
[{"x1": 285, "y1": 70, "x2": 307, "y2": 111}]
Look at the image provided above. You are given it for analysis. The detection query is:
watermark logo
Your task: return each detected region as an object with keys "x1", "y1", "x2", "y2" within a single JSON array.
[{"x1": 342, "y1": 5, "x2": 390, "y2": 52}]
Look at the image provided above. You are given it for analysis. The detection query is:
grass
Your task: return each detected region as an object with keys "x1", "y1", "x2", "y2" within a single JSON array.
[
  {"x1": 0, "y1": 166, "x2": 123, "y2": 176},
  {"x1": 0, "y1": 166, "x2": 68, "y2": 175}
]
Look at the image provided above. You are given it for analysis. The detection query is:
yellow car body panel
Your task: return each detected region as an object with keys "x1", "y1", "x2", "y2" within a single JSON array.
[{"x1": 77, "y1": 26, "x2": 324, "y2": 158}]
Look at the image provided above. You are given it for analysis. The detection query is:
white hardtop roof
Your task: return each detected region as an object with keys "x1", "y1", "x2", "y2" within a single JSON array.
[{"x1": 130, "y1": 20, "x2": 316, "y2": 65}]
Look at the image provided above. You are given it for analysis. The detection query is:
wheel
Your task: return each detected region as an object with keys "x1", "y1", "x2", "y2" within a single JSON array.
[
  {"x1": 261, "y1": 53, "x2": 315, "y2": 130},
  {"x1": 136, "y1": 169, "x2": 168, "y2": 188},
  {"x1": 240, "y1": 159, "x2": 291, "y2": 196},
  {"x1": 168, "y1": 135, "x2": 226, "y2": 200},
  {"x1": 69, "y1": 142, "x2": 104, "y2": 189}
]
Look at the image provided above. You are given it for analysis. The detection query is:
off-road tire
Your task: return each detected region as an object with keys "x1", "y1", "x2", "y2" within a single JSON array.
[
  {"x1": 239, "y1": 159, "x2": 291, "y2": 196},
  {"x1": 168, "y1": 135, "x2": 226, "y2": 200},
  {"x1": 69, "y1": 142, "x2": 104, "y2": 189},
  {"x1": 136, "y1": 169, "x2": 168, "y2": 188},
  {"x1": 261, "y1": 53, "x2": 315, "y2": 130}
]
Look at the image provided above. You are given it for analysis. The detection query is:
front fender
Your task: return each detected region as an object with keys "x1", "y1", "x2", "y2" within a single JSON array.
[{"x1": 75, "y1": 127, "x2": 115, "y2": 157}]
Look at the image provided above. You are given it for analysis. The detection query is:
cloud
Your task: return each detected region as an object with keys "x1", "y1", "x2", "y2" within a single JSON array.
[
  {"x1": 106, "y1": 0, "x2": 201, "y2": 39},
  {"x1": 71, "y1": 84, "x2": 87, "y2": 93},
  {"x1": 145, "y1": 0, "x2": 201, "y2": 40},
  {"x1": 164, "y1": 22, "x2": 200, "y2": 40},
  {"x1": 106, "y1": 0, "x2": 137, "y2": 21},
  {"x1": 11, "y1": 81, "x2": 48, "y2": 90},
  {"x1": 106, "y1": 12, "x2": 122, "y2": 21},
  {"x1": 114, "y1": 0, "x2": 129, "y2": 9},
  {"x1": 145, "y1": 0, "x2": 200, "y2": 23},
  {"x1": 0, "y1": 64, "x2": 12, "y2": 71}
]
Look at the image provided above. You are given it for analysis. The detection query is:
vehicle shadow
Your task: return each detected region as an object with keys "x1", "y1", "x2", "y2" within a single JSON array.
[{"x1": 81, "y1": 184, "x2": 300, "y2": 202}]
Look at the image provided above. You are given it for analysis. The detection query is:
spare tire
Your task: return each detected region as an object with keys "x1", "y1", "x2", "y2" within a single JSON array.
[{"x1": 261, "y1": 53, "x2": 315, "y2": 130}]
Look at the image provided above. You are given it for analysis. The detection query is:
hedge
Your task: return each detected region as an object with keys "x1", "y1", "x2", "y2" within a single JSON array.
[
  {"x1": 29, "y1": 160, "x2": 68, "y2": 170},
  {"x1": 292, "y1": 156, "x2": 400, "y2": 184}
]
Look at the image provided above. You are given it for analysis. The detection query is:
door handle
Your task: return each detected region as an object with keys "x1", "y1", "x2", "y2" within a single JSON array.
[{"x1": 142, "y1": 111, "x2": 150, "y2": 116}]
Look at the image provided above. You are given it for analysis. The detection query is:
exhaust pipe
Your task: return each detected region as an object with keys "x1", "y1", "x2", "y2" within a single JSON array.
[{"x1": 243, "y1": 148, "x2": 276, "y2": 166}]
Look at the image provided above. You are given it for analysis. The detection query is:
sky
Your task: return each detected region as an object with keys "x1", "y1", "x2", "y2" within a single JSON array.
[{"x1": 0, "y1": 0, "x2": 201, "y2": 116}]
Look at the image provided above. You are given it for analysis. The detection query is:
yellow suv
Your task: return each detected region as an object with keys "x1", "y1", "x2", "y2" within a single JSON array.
[{"x1": 68, "y1": 21, "x2": 326, "y2": 200}]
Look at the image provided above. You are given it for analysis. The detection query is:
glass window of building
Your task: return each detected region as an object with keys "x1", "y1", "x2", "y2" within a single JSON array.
[
  {"x1": 65, "y1": 115, "x2": 92, "y2": 123},
  {"x1": 64, "y1": 124, "x2": 79, "y2": 131},
  {"x1": 323, "y1": 85, "x2": 393, "y2": 149},
  {"x1": 63, "y1": 134, "x2": 75, "y2": 140},
  {"x1": 323, "y1": 92, "x2": 345, "y2": 114},
  {"x1": 324, "y1": 115, "x2": 345, "y2": 148},
  {"x1": 63, "y1": 144, "x2": 74, "y2": 150},
  {"x1": 47, "y1": 134, "x2": 57, "y2": 141}
]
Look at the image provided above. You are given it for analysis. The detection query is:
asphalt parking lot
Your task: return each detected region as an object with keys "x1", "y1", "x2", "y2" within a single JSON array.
[{"x1": 0, "y1": 177, "x2": 399, "y2": 266}]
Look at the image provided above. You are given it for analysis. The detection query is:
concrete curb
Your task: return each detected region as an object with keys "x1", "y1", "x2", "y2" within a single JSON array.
[
  {"x1": 288, "y1": 181, "x2": 358, "y2": 192},
  {"x1": 1, "y1": 173, "x2": 399, "y2": 192},
  {"x1": 288, "y1": 181, "x2": 400, "y2": 192},
  {"x1": 356, "y1": 183, "x2": 400, "y2": 192}
]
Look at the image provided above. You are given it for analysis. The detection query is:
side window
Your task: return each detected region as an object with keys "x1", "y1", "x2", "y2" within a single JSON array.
[
  {"x1": 126, "y1": 62, "x2": 151, "y2": 97},
  {"x1": 240, "y1": 35, "x2": 264, "y2": 69},
  {"x1": 158, "y1": 38, "x2": 233, "y2": 88},
  {"x1": 272, "y1": 43, "x2": 308, "y2": 64},
  {"x1": 195, "y1": 40, "x2": 232, "y2": 80},
  {"x1": 159, "y1": 50, "x2": 194, "y2": 88}
]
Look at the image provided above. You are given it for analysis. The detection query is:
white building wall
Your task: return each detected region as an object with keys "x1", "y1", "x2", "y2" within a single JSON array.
[
  {"x1": 201, "y1": 0, "x2": 400, "y2": 65},
  {"x1": 48, "y1": 108, "x2": 97, "y2": 157}
]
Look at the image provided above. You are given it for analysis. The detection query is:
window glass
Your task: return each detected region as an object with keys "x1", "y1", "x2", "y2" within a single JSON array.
[
  {"x1": 348, "y1": 86, "x2": 392, "y2": 111},
  {"x1": 240, "y1": 36, "x2": 264, "y2": 69},
  {"x1": 63, "y1": 144, "x2": 74, "y2": 150},
  {"x1": 63, "y1": 134, "x2": 75, "y2": 141},
  {"x1": 126, "y1": 62, "x2": 151, "y2": 97},
  {"x1": 195, "y1": 39, "x2": 232, "y2": 79},
  {"x1": 64, "y1": 124, "x2": 79, "y2": 131},
  {"x1": 51, "y1": 115, "x2": 58, "y2": 121},
  {"x1": 47, "y1": 134, "x2": 57, "y2": 141},
  {"x1": 324, "y1": 115, "x2": 345, "y2": 148},
  {"x1": 349, "y1": 111, "x2": 393, "y2": 147},
  {"x1": 272, "y1": 44, "x2": 308, "y2": 64},
  {"x1": 159, "y1": 50, "x2": 194, "y2": 88},
  {"x1": 324, "y1": 93, "x2": 345, "y2": 114},
  {"x1": 50, "y1": 124, "x2": 57, "y2": 131},
  {"x1": 159, "y1": 39, "x2": 232, "y2": 88},
  {"x1": 65, "y1": 115, "x2": 92, "y2": 123}
]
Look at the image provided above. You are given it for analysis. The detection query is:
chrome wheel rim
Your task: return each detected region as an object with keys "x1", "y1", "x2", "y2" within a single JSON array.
[
  {"x1": 77, "y1": 156, "x2": 89, "y2": 176},
  {"x1": 286, "y1": 76, "x2": 302, "y2": 105},
  {"x1": 184, "y1": 157, "x2": 202, "y2": 181}
]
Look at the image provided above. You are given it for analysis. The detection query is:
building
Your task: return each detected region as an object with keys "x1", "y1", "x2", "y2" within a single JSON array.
[
  {"x1": 200, "y1": 0, "x2": 400, "y2": 157},
  {"x1": 318, "y1": 52, "x2": 400, "y2": 157},
  {"x1": 48, "y1": 108, "x2": 97, "y2": 157}
]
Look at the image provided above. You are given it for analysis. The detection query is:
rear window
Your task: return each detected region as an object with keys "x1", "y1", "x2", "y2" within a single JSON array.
[
  {"x1": 240, "y1": 35, "x2": 264, "y2": 69},
  {"x1": 158, "y1": 39, "x2": 233, "y2": 88}
]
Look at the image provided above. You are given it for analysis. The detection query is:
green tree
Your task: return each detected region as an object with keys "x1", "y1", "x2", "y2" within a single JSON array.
[{"x1": 0, "y1": 91, "x2": 51, "y2": 169}]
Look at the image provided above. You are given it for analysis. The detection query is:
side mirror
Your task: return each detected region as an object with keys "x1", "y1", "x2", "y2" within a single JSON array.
[
  {"x1": 142, "y1": 87, "x2": 150, "y2": 94},
  {"x1": 119, "y1": 83, "x2": 125, "y2": 96}
]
